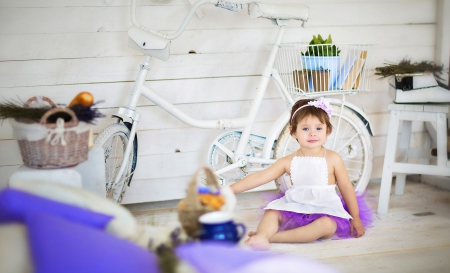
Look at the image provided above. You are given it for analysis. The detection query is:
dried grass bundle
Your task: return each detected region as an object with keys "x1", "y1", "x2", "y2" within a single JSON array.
[
  {"x1": 375, "y1": 58, "x2": 445, "y2": 80},
  {"x1": 0, "y1": 101, "x2": 50, "y2": 122},
  {"x1": 0, "y1": 100, "x2": 104, "y2": 124}
]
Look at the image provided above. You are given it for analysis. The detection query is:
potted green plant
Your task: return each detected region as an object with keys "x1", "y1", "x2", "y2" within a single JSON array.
[
  {"x1": 302, "y1": 34, "x2": 340, "y2": 57},
  {"x1": 301, "y1": 34, "x2": 341, "y2": 91}
]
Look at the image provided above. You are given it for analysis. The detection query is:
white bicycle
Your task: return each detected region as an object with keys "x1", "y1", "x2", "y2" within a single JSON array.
[{"x1": 95, "y1": 0, "x2": 375, "y2": 203}]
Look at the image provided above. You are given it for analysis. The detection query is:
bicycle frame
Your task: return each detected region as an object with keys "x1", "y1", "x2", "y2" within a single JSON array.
[
  {"x1": 110, "y1": 0, "x2": 375, "y2": 187},
  {"x1": 111, "y1": 1, "x2": 298, "y2": 185}
]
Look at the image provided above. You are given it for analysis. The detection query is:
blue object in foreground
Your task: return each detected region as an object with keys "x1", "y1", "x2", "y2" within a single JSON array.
[{"x1": 198, "y1": 211, "x2": 246, "y2": 243}]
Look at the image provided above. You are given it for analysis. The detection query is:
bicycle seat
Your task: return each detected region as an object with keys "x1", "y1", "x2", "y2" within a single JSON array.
[
  {"x1": 248, "y1": 2, "x2": 309, "y2": 22},
  {"x1": 128, "y1": 26, "x2": 171, "y2": 61}
]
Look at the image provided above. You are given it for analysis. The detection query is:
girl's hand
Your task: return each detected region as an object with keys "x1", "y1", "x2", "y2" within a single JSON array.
[{"x1": 350, "y1": 217, "x2": 365, "y2": 238}]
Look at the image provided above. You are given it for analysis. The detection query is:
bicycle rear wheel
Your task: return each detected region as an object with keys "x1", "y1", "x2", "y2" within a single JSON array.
[
  {"x1": 94, "y1": 123, "x2": 137, "y2": 203},
  {"x1": 208, "y1": 131, "x2": 255, "y2": 181},
  {"x1": 274, "y1": 104, "x2": 373, "y2": 194}
]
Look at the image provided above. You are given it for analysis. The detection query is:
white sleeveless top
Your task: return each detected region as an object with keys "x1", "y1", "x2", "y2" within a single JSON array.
[{"x1": 264, "y1": 151, "x2": 352, "y2": 219}]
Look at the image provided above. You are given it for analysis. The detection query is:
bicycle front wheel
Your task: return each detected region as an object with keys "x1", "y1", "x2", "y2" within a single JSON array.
[
  {"x1": 274, "y1": 104, "x2": 373, "y2": 194},
  {"x1": 94, "y1": 123, "x2": 137, "y2": 203}
]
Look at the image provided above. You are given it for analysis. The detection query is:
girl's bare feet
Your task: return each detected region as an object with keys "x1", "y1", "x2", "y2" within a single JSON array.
[
  {"x1": 248, "y1": 231, "x2": 256, "y2": 237},
  {"x1": 244, "y1": 234, "x2": 270, "y2": 250}
]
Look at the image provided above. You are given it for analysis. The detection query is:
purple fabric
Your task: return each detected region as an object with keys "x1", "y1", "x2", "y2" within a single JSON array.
[
  {"x1": 232, "y1": 255, "x2": 340, "y2": 273},
  {"x1": 26, "y1": 212, "x2": 160, "y2": 273},
  {"x1": 176, "y1": 242, "x2": 273, "y2": 273},
  {"x1": 265, "y1": 191, "x2": 375, "y2": 239},
  {"x1": 176, "y1": 242, "x2": 338, "y2": 273},
  {"x1": 339, "y1": 191, "x2": 375, "y2": 229},
  {"x1": 279, "y1": 211, "x2": 351, "y2": 239},
  {"x1": 0, "y1": 188, "x2": 113, "y2": 229}
]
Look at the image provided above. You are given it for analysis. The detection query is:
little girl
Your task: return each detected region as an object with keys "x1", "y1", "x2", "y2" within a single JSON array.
[{"x1": 230, "y1": 97, "x2": 373, "y2": 250}]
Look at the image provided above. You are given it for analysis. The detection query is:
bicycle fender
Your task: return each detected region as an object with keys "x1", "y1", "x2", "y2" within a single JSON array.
[
  {"x1": 261, "y1": 110, "x2": 291, "y2": 160},
  {"x1": 124, "y1": 122, "x2": 138, "y2": 186},
  {"x1": 326, "y1": 98, "x2": 375, "y2": 137}
]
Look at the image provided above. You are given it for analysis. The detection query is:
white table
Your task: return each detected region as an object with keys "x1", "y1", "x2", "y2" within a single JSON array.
[
  {"x1": 9, "y1": 146, "x2": 106, "y2": 197},
  {"x1": 378, "y1": 103, "x2": 450, "y2": 214}
]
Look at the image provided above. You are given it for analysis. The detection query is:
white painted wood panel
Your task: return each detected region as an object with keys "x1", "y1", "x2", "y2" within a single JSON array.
[
  {"x1": 0, "y1": 77, "x2": 280, "y2": 110},
  {"x1": 0, "y1": 0, "x2": 439, "y2": 203},
  {"x1": 435, "y1": 0, "x2": 450, "y2": 85},
  {"x1": 0, "y1": 1, "x2": 435, "y2": 35},
  {"x1": 0, "y1": 144, "x2": 423, "y2": 204},
  {"x1": 0, "y1": 79, "x2": 393, "y2": 140},
  {"x1": 0, "y1": 0, "x2": 434, "y2": 8},
  {"x1": 0, "y1": 25, "x2": 435, "y2": 61},
  {"x1": 0, "y1": 47, "x2": 435, "y2": 88},
  {"x1": 2, "y1": 130, "x2": 428, "y2": 175}
]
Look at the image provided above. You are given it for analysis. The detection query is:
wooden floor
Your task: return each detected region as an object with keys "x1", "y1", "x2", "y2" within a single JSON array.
[{"x1": 127, "y1": 180, "x2": 450, "y2": 273}]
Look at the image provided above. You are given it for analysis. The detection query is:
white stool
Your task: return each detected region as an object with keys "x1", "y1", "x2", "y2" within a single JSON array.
[
  {"x1": 9, "y1": 147, "x2": 106, "y2": 197},
  {"x1": 378, "y1": 103, "x2": 450, "y2": 214},
  {"x1": 9, "y1": 166, "x2": 83, "y2": 188}
]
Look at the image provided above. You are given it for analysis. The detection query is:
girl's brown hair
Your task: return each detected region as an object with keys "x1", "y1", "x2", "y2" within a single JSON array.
[{"x1": 289, "y1": 99, "x2": 333, "y2": 135}]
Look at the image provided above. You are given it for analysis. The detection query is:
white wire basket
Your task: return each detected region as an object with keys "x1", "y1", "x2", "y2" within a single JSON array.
[{"x1": 274, "y1": 43, "x2": 373, "y2": 96}]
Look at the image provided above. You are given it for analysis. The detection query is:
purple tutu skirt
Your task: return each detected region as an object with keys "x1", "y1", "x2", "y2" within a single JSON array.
[{"x1": 263, "y1": 191, "x2": 375, "y2": 239}]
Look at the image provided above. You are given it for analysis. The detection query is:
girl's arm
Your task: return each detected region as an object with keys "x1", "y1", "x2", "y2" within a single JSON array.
[
  {"x1": 332, "y1": 153, "x2": 365, "y2": 237},
  {"x1": 230, "y1": 156, "x2": 290, "y2": 194}
]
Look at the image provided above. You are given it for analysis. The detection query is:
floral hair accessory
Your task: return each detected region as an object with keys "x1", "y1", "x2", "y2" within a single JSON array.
[{"x1": 290, "y1": 97, "x2": 332, "y2": 123}]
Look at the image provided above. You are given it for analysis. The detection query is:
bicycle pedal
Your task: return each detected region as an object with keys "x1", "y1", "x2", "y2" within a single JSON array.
[{"x1": 431, "y1": 148, "x2": 450, "y2": 158}]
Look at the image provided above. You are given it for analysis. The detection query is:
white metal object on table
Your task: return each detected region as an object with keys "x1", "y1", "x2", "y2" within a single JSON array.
[{"x1": 378, "y1": 103, "x2": 450, "y2": 214}]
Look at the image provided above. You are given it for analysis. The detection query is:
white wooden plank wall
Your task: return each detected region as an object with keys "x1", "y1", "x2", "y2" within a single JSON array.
[{"x1": 0, "y1": 0, "x2": 438, "y2": 204}]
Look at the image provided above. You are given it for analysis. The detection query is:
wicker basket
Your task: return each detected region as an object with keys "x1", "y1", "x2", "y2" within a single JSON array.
[
  {"x1": 11, "y1": 98, "x2": 89, "y2": 169},
  {"x1": 178, "y1": 166, "x2": 221, "y2": 238}
]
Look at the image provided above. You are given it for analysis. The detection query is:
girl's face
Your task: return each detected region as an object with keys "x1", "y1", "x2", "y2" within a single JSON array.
[{"x1": 291, "y1": 115, "x2": 329, "y2": 150}]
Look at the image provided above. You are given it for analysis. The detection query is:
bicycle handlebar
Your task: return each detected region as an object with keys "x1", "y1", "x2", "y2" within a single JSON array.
[
  {"x1": 215, "y1": 1, "x2": 244, "y2": 12},
  {"x1": 131, "y1": 0, "x2": 245, "y2": 41}
]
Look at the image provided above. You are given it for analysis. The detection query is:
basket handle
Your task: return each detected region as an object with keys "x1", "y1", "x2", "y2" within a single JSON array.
[
  {"x1": 184, "y1": 166, "x2": 220, "y2": 208},
  {"x1": 39, "y1": 107, "x2": 79, "y2": 126},
  {"x1": 25, "y1": 96, "x2": 56, "y2": 108}
]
